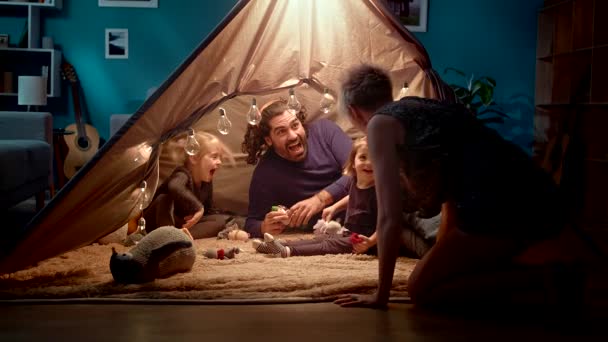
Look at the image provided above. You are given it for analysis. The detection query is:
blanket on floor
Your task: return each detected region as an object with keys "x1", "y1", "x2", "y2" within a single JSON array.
[{"x1": 0, "y1": 233, "x2": 417, "y2": 301}]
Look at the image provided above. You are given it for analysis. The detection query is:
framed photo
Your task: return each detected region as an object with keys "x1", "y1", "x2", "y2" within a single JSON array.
[
  {"x1": 105, "y1": 29, "x2": 129, "y2": 59},
  {"x1": 99, "y1": 0, "x2": 158, "y2": 8},
  {"x1": 382, "y1": 0, "x2": 428, "y2": 32},
  {"x1": 0, "y1": 34, "x2": 8, "y2": 48}
]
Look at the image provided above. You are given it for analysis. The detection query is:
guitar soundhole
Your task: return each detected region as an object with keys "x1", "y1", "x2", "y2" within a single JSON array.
[{"x1": 76, "y1": 136, "x2": 91, "y2": 151}]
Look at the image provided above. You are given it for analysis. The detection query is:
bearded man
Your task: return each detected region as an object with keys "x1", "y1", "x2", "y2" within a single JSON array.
[{"x1": 241, "y1": 99, "x2": 352, "y2": 238}]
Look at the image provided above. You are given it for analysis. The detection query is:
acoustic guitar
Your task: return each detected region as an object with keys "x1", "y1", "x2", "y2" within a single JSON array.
[{"x1": 61, "y1": 61, "x2": 100, "y2": 179}]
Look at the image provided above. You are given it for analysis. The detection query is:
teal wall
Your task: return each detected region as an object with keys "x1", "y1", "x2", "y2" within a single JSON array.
[
  {"x1": 416, "y1": 0, "x2": 544, "y2": 149},
  {"x1": 1, "y1": 0, "x2": 239, "y2": 141},
  {"x1": 1, "y1": 0, "x2": 543, "y2": 148}
]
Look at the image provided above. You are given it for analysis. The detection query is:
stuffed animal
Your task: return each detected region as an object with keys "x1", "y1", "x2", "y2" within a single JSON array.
[
  {"x1": 217, "y1": 220, "x2": 250, "y2": 241},
  {"x1": 272, "y1": 205, "x2": 291, "y2": 225},
  {"x1": 203, "y1": 247, "x2": 240, "y2": 260},
  {"x1": 109, "y1": 226, "x2": 196, "y2": 284},
  {"x1": 313, "y1": 219, "x2": 348, "y2": 236}
]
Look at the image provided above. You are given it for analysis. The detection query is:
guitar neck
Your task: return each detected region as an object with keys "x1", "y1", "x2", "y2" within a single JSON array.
[{"x1": 70, "y1": 83, "x2": 87, "y2": 138}]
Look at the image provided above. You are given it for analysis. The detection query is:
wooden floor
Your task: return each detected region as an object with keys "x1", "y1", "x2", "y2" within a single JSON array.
[
  {"x1": 0, "y1": 302, "x2": 606, "y2": 341},
  {"x1": 2, "y1": 199, "x2": 608, "y2": 341}
]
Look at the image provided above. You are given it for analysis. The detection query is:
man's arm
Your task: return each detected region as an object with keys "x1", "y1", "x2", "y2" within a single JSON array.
[
  {"x1": 368, "y1": 115, "x2": 405, "y2": 306},
  {"x1": 244, "y1": 169, "x2": 272, "y2": 238}
]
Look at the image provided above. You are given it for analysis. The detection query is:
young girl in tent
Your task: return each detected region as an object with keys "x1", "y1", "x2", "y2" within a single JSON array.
[
  {"x1": 253, "y1": 136, "x2": 434, "y2": 257},
  {"x1": 142, "y1": 130, "x2": 235, "y2": 239}
]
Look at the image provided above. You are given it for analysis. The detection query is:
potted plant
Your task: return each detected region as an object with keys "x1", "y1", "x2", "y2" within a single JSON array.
[{"x1": 444, "y1": 68, "x2": 508, "y2": 124}]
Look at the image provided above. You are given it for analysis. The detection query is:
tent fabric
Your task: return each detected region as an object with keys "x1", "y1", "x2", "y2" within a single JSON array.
[{"x1": 0, "y1": 0, "x2": 454, "y2": 274}]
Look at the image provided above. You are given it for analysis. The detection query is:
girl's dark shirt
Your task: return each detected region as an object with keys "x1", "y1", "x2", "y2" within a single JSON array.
[
  {"x1": 344, "y1": 177, "x2": 377, "y2": 238},
  {"x1": 153, "y1": 166, "x2": 214, "y2": 218}
]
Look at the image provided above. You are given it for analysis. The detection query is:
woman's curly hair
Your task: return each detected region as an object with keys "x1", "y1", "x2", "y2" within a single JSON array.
[{"x1": 241, "y1": 98, "x2": 307, "y2": 165}]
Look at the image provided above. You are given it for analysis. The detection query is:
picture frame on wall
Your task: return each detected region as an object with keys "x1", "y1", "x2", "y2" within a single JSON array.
[
  {"x1": 0, "y1": 34, "x2": 8, "y2": 48},
  {"x1": 99, "y1": 0, "x2": 158, "y2": 8},
  {"x1": 105, "y1": 29, "x2": 129, "y2": 59},
  {"x1": 382, "y1": 0, "x2": 428, "y2": 32}
]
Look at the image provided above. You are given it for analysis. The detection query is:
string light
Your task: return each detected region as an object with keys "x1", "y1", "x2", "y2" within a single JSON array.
[
  {"x1": 184, "y1": 128, "x2": 200, "y2": 155},
  {"x1": 319, "y1": 87, "x2": 334, "y2": 114},
  {"x1": 246, "y1": 98, "x2": 262, "y2": 125},
  {"x1": 137, "y1": 180, "x2": 148, "y2": 235},
  {"x1": 287, "y1": 88, "x2": 302, "y2": 114},
  {"x1": 398, "y1": 81, "x2": 409, "y2": 99},
  {"x1": 128, "y1": 142, "x2": 152, "y2": 165},
  {"x1": 217, "y1": 107, "x2": 232, "y2": 135}
]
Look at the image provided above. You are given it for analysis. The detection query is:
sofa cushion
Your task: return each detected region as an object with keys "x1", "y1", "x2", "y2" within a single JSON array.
[{"x1": 0, "y1": 140, "x2": 51, "y2": 192}]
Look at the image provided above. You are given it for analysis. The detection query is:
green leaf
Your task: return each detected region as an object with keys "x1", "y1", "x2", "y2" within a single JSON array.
[
  {"x1": 462, "y1": 94, "x2": 475, "y2": 105},
  {"x1": 477, "y1": 86, "x2": 493, "y2": 105},
  {"x1": 470, "y1": 82, "x2": 483, "y2": 97},
  {"x1": 451, "y1": 86, "x2": 469, "y2": 99}
]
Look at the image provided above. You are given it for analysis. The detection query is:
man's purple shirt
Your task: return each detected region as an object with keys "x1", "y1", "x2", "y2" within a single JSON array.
[{"x1": 244, "y1": 119, "x2": 353, "y2": 238}]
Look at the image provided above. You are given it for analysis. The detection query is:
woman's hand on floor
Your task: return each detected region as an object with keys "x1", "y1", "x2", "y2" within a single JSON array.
[{"x1": 333, "y1": 293, "x2": 387, "y2": 309}]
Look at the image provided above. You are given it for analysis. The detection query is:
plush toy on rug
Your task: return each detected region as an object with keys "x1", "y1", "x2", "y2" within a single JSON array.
[
  {"x1": 313, "y1": 219, "x2": 348, "y2": 236},
  {"x1": 217, "y1": 219, "x2": 250, "y2": 241},
  {"x1": 109, "y1": 226, "x2": 196, "y2": 284},
  {"x1": 203, "y1": 247, "x2": 240, "y2": 260}
]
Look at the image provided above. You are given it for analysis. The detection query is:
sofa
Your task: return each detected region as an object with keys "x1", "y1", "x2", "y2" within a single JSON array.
[{"x1": 0, "y1": 111, "x2": 53, "y2": 210}]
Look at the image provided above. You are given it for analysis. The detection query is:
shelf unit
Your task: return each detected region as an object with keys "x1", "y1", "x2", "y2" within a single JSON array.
[
  {"x1": 0, "y1": 0, "x2": 63, "y2": 97},
  {"x1": 534, "y1": 0, "x2": 608, "y2": 231}
]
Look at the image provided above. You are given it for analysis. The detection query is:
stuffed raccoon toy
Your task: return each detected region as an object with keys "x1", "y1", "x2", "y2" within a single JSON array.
[{"x1": 110, "y1": 226, "x2": 196, "y2": 284}]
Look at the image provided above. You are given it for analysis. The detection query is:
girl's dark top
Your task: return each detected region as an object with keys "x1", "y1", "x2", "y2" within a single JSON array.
[
  {"x1": 153, "y1": 166, "x2": 214, "y2": 218},
  {"x1": 375, "y1": 97, "x2": 562, "y2": 242},
  {"x1": 344, "y1": 177, "x2": 377, "y2": 238}
]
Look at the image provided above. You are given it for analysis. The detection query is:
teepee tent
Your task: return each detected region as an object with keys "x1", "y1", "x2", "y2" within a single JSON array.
[{"x1": 0, "y1": 0, "x2": 453, "y2": 273}]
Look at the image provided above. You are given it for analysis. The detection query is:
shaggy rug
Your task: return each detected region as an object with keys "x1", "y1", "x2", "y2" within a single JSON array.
[{"x1": 0, "y1": 233, "x2": 417, "y2": 302}]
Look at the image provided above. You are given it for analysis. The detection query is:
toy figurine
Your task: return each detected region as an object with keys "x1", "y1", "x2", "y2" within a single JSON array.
[
  {"x1": 313, "y1": 219, "x2": 348, "y2": 236},
  {"x1": 203, "y1": 247, "x2": 241, "y2": 260},
  {"x1": 272, "y1": 205, "x2": 290, "y2": 225},
  {"x1": 217, "y1": 219, "x2": 250, "y2": 241}
]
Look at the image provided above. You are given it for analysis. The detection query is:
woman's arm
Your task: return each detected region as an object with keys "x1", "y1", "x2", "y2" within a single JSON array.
[
  {"x1": 436, "y1": 201, "x2": 456, "y2": 243},
  {"x1": 368, "y1": 115, "x2": 406, "y2": 305}
]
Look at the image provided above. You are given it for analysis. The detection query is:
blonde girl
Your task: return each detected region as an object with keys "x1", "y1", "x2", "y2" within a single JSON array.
[{"x1": 143, "y1": 131, "x2": 235, "y2": 239}]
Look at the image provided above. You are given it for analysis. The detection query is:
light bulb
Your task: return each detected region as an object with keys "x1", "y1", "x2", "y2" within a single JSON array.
[
  {"x1": 287, "y1": 88, "x2": 302, "y2": 114},
  {"x1": 185, "y1": 128, "x2": 201, "y2": 155},
  {"x1": 217, "y1": 107, "x2": 232, "y2": 135},
  {"x1": 138, "y1": 180, "x2": 148, "y2": 211},
  {"x1": 137, "y1": 216, "x2": 146, "y2": 234},
  {"x1": 246, "y1": 98, "x2": 262, "y2": 125},
  {"x1": 319, "y1": 88, "x2": 334, "y2": 114},
  {"x1": 132, "y1": 143, "x2": 152, "y2": 164},
  {"x1": 398, "y1": 81, "x2": 409, "y2": 99}
]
